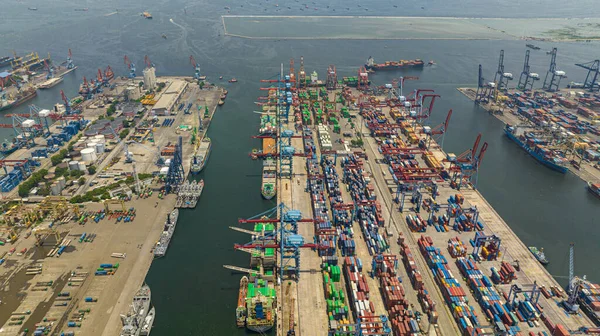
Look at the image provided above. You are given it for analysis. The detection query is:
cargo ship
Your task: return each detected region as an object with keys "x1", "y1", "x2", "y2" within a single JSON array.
[
  {"x1": 236, "y1": 276, "x2": 249, "y2": 328},
  {"x1": 365, "y1": 56, "x2": 424, "y2": 71},
  {"x1": 190, "y1": 137, "x2": 211, "y2": 174},
  {"x1": 175, "y1": 180, "x2": 203, "y2": 209},
  {"x1": 0, "y1": 88, "x2": 38, "y2": 111},
  {"x1": 577, "y1": 281, "x2": 600, "y2": 326},
  {"x1": 38, "y1": 77, "x2": 63, "y2": 89},
  {"x1": 0, "y1": 56, "x2": 14, "y2": 68},
  {"x1": 153, "y1": 209, "x2": 179, "y2": 258},
  {"x1": 528, "y1": 246, "x2": 549, "y2": 265},
  {"x1": 588, "y1": 182, "x2": 600, "y2": 198},
  {"x1": 11, "y1": 52, "x2": 48, "y2": 72},
  {"x1": 526, "y1": 43, "x2": 541, "y2": 50},
  {"x1": 504, "y1": 125, "x2": 569, "y2": 174},
  {"x1": 261, "y1": 159, "x2": 277, "y2": 200},
  {"x1": 120, "y1": 284, "x2": 152, "y2": 336},
  {"x1": 142, "y1": 12, "x2": 153, "y2": 19},
  {"x1": 259, "y1": 114, "x2": 277, "y2": 135},
  {"x1": 245, "y1": 279, "x2": 276, "y2": 333},
  {"x1": 0, "y1": 141, "x2": 19, "y2": 156}
]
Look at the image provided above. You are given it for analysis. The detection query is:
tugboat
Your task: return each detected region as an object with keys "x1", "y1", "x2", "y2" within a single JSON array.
[
  {"x1": 529, "y1": 246, "x2": 549, "y2": 265},
  {"x1": 218, "y1": 99, "x2": 225, "y2": 106},
  {"x1": 236, "y1": 276, "x2": 249, "y2": 328},
  {"x1": 588, "y1": 182, "x2": 600, "y2": 198},
  {"x1": 229, "y1": 78, "x2": 238, "y2": 83}
]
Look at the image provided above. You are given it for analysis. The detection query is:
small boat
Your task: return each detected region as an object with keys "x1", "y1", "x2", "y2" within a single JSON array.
[
  {"x1": 162, "y1": 34, "x2": 167, "y2": 39},
  {"x1": 143, "y1": 11, "x2": 153, "y2": 19},
  {"x1": 219, "y1": 76, "x2": 223, "y2": 80},
  {"x1": 588, "y1": 182, "x2": 600, "y2": 198},
  {"x1": 28, "y1": 7, "x2": 38, "y2": 10},
  {"x1": 428, "y1": 60, "x2": 436, "y2": 66},
  {"x1": 529, "y1": 246, "x2": 549, "y2": 265},
  {"x1": 526, "y1": 43, "x2": 541, "y2": 50},
  {"x1": 223, "y1": 90, "x2": 228, "y2": 95},
  {"x1": 74, "y1": 8, "x2": 89, "y2": 11},
  {"x1": 218, "y1": 100, "x2": 225, "y2": 106},
  {"x1": 220, "y1": 94, "x2": 227, "y2": 100},
  {"x1": 199, "y1": 75, "x2": 207, "y2": 80},
  {"x1": 229, "y1": 78, "x2": 238, "y2": 83}
]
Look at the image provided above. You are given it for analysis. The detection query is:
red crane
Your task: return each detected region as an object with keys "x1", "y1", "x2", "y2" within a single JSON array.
[
  {"x1": 97, "y1": 69, "x2": 103, "y2": 83},
  {"x1": 234, "y1": 243, "x2": 328, "y2": 250},
  {"x1": 189, "y1": 55, "x2": 197, "y2": 68},
  {"x1": 104, "y1": 66, "x2": 114, "y2": 80},
  {"x1": 144, "y1": 55, "x2": 152, "y2": 69},
  {"x1": 124, "y1": 55, "x2": 131, "y2": 69}
]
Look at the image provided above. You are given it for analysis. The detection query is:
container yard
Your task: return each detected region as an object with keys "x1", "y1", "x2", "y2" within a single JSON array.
[
  {"x1": 225, "y1": 58, "x2": 600, "y2": 336},
  {"x1": 0, "y1": 54, "x2": 222, "y2": 335},
  {"x1": 459, "y1": 48, "x2": 600, "y2": 190}
]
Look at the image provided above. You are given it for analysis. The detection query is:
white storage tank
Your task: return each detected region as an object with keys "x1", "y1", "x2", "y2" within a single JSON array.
[
  {"x1": 78, "y1": 161, "x2": 87, "y2": 171},
  {"x1": 94, "y1": 134, "x2": 106, "y2": 143},
  {"x1": 86, "y1": 142, "x2": 97, "y2": 150},
  {"x1": 95, "y1": 142, "x2": 105, "y2": 154},
  {"x1": 81, "y1": 148, "x2": 97, "y2": 162},
  {"x1": 50, "y1": 183, "x2": 61, "y2": 196},
  {"x1": 57, "y1": 176, "x2": 66, "y2": 189},
  {"x1": 69, "y1": 161, "x2": 79, "y2": 171}
]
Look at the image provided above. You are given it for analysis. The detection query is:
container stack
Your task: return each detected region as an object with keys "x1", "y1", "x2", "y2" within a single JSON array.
[
  {"x1": 95, "y1": 263, "x2": 119, "y2": 276},
  {"x1": 471, "y1": 232, "x2": 500, "y2": 261},
  {"x1": 399, "y1": 238, "x2": 436, "y2": 314},
  {"x1": 447, "y1": 237, "x2": 468, "y2": 258},
  {"x1": 406, "y1": 214, "x2": 427, "y2": 232},
  {"x1": 341, "y1": 155, "x2": 389, "y2": 255},
  {"x1": 490, "y1": 262, "x2": 517, "y2": 284},
  {"x1": 323, "y1": 261, "x2": 350, "y2": 323},
  {"x1": 343, "y1": 256, "x2": 374, "y2": 319},
  {"x1": 417, "y1": 236, "x2": 483, "y2": 335},
  {"x1": 422, "y1": 151, "x2": 443, "y2": 170}
]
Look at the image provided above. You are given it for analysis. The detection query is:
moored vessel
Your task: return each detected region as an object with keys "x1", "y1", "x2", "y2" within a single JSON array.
[
  {"x1": 588, "y1": 182, "x2": 600, "y2": 198},
  {"x1": 261, "y1": 159, "x2": 276, "y2": 200},
  {"x1": 504, "y1": 124, "x2": 568, "y2": 174},
  {"x1": 236, "y1": 276, "x2": 249, "y2": 328},
  {"x1": 245, "y1": 279, "x2": 276, "y2": 333},
  {"x1": 528, "y1": 246, "x2": 549, "y2": 265},
  {"x1": 190, "y1": 137, "x2": 211, "y2": 174},
  {"x1": 120, "y1": 284, "x2": 152, "y2": 336},
  {"x1": 0, "y1": 88, "x2": 38, "y2": 111},
  {"x1": 175, "y1": 180, "x2": 204, "y2": 209},
  {"x1": 153, "y1": 209, "x2": 179, "y2": 258},
  {"x1": 38, "y1": 77, "x2": 63, "y2": 89},
  {"x1": 139, "y1": 306, "x2": 155, "y2": 336}
]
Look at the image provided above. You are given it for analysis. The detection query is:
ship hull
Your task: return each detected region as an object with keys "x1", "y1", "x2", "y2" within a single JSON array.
[
  {"x1": 365, "y1": 62, "x2": 424, "y2": 71},
  {"x1": 247, "y1": 325, "x2": 274, "y2": 333},
  {"x1": 0, "y1": 147, "x2": 19, "y2": 156},
  {"x1": 190, "y1": 140, "x2": 211, "y2": 174},
  {"x1": 504, "y1": 129, "x2": 568, "y2": 174},
  {"x1": 588, "y1": 182, "x2": 600, "y2": 198},
  {"x1": 261, "y1": 191, "x2": 275, "y2": 200},
  {"x1": 38, "y1": 77, "x2": 63, "y2": 89},
  {"x1": 0, "y1": 91, "x2": 38, "y2": 111}
]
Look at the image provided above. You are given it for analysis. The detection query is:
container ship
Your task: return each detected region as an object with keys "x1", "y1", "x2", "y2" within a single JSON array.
[
  {"x1": 261, "y1": 159, "x2": 277, "y2": 200},
  {"x1": 504, "y1": 125, "x2": 569, "y2": 174},
  {"x1": 0, "y1": 88, "x2": 38, "y2": 111},
  {"x1": 153, "y1": 209, "x2": 179, "y2": 258},
  {"x1": 38, "y1": 77, "x2": 63, "y2": 89},
  {"x1": 0, "y1": 56, "x2": 14, "y2": 68},
  {"x1": 528, "y1": 246, "x2": 549, "y2": 265},
  {"x1": 120, "y1": 284, "x2": 152, "y2": 336},
  {"x1": 236, "y1": 276, "x2": 249, "y2": 327},
  {"x1": 190, "y1": 137, "x2": 211, "y2": 174},
  {"x1": 259, "y1": 114, "x2": 277, "y2": 135},
  {"x1": 588, "y1": 182, "x2": 600, "y2": 198},
  {"x1": 175, "y1": 180, "x2": 203, "y2": 209},
  {"x1": 244, "y1": 278, "x2": 276, "y2": 333},
  {"x1": 365, "y1": 56, "x2": 424, "y2": 71},
  {"x1": 577, "y1": 281, "x2": 600, "y2": 326}
]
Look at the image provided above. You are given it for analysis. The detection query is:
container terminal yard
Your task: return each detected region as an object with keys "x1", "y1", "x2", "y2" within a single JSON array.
[
  {"x1": 226, "y1": 59, "x2": 600, "y2": 336},
  {"x1": 458, "y1": 48, "x2": 600, "y2": 191},
  {"x1": 0, "y1": 54, "x2": 222, "y2": 335}
]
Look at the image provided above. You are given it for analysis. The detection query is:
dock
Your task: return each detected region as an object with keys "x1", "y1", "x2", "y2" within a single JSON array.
[
  {"x1": 0, "y1": 64, "x2": 222, "y2": 335},
  {"x1": 232, "y1": 60, "x2": 597, "y2": 336}
]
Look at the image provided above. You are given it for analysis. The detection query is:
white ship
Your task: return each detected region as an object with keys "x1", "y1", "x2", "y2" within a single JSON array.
[
  {"x1": 121, "y1": 284, "x2": 152, "y2": 336},
  {"x1": 38, "y1": 77, "x2": 63, "y2": 89},
  {"x1": 153, "y1": 209, "x2": 179, "y2": 258},
  {"x1": 140, "y1": 306, "x2": 155, "y2": 336},
  {"x1": 191, "y1": 137, "x2": 211, "y2": 174}
]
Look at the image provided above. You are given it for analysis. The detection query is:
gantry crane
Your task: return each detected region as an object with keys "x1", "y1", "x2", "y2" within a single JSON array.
[
  {"x1": 493, "y1": 50, "x2": 513, "y2": 90},
  {"x1": 297, "y1": 56, "x2": 306, "y2": 88},
  {"x1": 144, "y1": 55, "x2": 153, "y2": 69},
  {"x1": 575, "y1": 60, "x2": 600, "y2": 92},
  {"x1": 517, "y1": 50, "x2": 540, "y2": 91},
  {"x1": 66, "y1": 49, "x2": 75, "y2": 69},
  {"x1": 124, "y1": 55, "x2": 136, "y2": 78},
  {"x1": 543, "y1": 48, "x2": 565, "y2": 92},
  {"x1": 449, "y1": 133, "x2": 488, "y2": 190},
  {"x1": 325, "y1": 64, "x2": 337, "y2": 90},
  {"x1": 422, "y1": 109, "x2": 452, "y2": 150},
  {"x1": 289, "y1": 58, "x2": 295, "y2": 84},
  {"x1": 43, "y1": 59, "x2": 53, "y2": 79},
  {"x1": 104, "y1": 65, "x2": 115, "y2": 81}
]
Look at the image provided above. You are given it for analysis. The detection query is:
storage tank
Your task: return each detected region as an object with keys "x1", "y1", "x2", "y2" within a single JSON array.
[
  {"x1": 94, "y1": 135, "x2": 106, "y2": 143},
  {"x1": 81, "y1": 148, "x2": 97, "y2": 162},
  {"x1": 95, "y1": 142, "x2": 105, "y2": 154},
  {"x1": 57, "y1": 176, "x2": 66, "y2": 189},
  {"x1": 50, "y1": 183, "x2": 61, "y2": 196},
  {"x1": 87, "y1": 142, "x2": 96, "y2": 149},
  {"x1": 78, "y1": 162, "x2": 87, "y2": 171},
  {"x1": 68, "y1": 161, "x2": 79, "y2": 171}
]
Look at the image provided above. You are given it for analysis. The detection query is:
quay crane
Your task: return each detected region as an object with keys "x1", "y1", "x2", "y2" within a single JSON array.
[
  {"x1": 494, "y1": 50, "x2": 513, "y2": 91},
  {"x1": 422, "y1": 109, "x2": 452, "y2": 150},
  {"x1": 297, "y1": 56, "x2": 306, "y2": 88},
  {"x1": 124, "y1": 55, "x2": 136, "y2": 78},
  {"x1": 448, "y1": 133, "x2": 488, "y2": 190},
  {"x1": 542, "y1": 48, "x2": 565, "y2": 92},
  {"x1": 66, "y1": 49, "x2": 75, "y2": 69},
  {"x1": 517, "y1": 50, "x2": 539, "y2": 91},
  {"x1": 475, "y1": 64, "x2": 493, "y2": 104},
  {"x1": 144, "y1": 55, "x2": 154, "y2": 69},
  {"x1": 575, "y1": 60, "x2": 600, "y2": 92},
  {"x1": 43, "y1": 59, "x2": 53, "y2": 79}
]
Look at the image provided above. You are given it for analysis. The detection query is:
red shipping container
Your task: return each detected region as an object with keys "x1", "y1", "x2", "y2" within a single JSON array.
[{"x1": 553, "y1": 324, "x2": 570, "y2": 336}]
